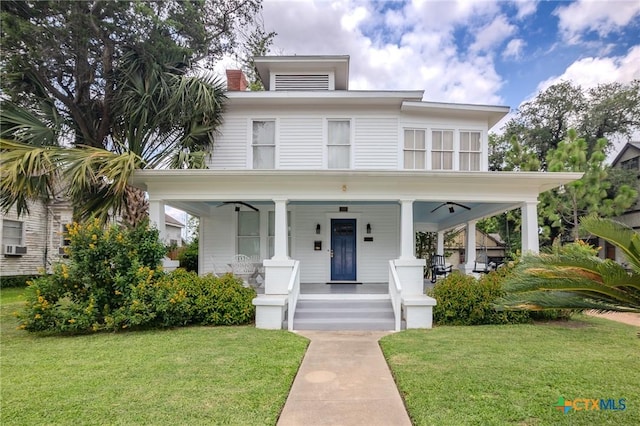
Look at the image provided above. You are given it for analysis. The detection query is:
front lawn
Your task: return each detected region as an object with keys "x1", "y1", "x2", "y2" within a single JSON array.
[
  {"x1": 0, "y1": 288, "x2": 308, "y2": 425},
  {"x1": 381, "y1": 318, "x2": 640, "y2": 425}
]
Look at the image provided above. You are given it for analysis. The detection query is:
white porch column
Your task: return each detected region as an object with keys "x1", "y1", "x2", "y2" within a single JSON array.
[
  {"x1": 149, "y1": 200, "x2": 166, "y2": 243},
  {"x1": 461, "y1": 220, "x2": 477, "y2": 274},
  {"x1": 272, "y1": 198, "x2": 289, "y2": 260},
  {"x1": 255, "y1": 197, "x2": 294, "y2": 329},
  {"x1": 521, "y1": 201, "x2": 539, "y2": 254},
  {"x1": 436, "y1": 231, "x2": 445, "y2": 255},
  {"x1": 399, "y1": 199, "x2": 416, "y2": 260}
]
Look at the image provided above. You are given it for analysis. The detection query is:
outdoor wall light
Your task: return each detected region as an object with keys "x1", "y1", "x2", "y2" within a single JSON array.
[
  {"x1": 448, "y1": 206, "x2": 455, "y2": 213},
  {"x1": 366, "y1": 223, "x2": 372, "y2": 234},
  {"x1": 316, "y1": 224, "x2": 321, "y2": 234}
]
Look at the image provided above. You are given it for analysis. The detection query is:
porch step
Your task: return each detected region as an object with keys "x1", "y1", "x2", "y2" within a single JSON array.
[{"x1": 289, "y1": 297, "x2": 396, "y2": 331}]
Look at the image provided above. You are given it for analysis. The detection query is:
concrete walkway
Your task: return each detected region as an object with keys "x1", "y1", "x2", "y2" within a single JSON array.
[{"x1": 277, "y1": 331, "x2": 411, "y2": 426}]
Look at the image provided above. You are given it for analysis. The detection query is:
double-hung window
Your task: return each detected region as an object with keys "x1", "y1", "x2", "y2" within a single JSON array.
[
  {"x1": 459, "y1": 131, "x2": 482, "y2": 171},
  {"x1": 252, "y1": 120, "x2": 275, "y2": 169},
  {"x1": 2, "y1": 220, "x2": 24, "y2": 246},
  {"x1": 403, "y1": 129, "x2": 426, "y2": 169},
  {"x1": 237, "y1": 211, "x2": 260, "y2": 258},
  {"x1": 327, "y1": 120, "x2": 350, "y2": 169},
  {"x1": 432, "y1": 130, "x2": 454, "y2": 170}
]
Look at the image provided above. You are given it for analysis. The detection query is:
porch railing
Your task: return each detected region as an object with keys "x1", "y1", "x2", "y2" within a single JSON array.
[
  {"x1": 287, "y1": 260, "x2": 301, "y2": 332},
  {"x1": 388, "y1": 260, "x2": 402, "y2": 332}
]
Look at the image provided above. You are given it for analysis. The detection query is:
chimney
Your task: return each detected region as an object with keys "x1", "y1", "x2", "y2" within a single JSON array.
[{"x1": 226, "y1": 69, "x2": 248, "y2": 91}]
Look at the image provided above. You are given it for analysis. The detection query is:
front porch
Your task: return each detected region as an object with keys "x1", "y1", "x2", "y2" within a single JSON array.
[{"x1": 134, "y1": 169, "x2": 582, "y2": 331}]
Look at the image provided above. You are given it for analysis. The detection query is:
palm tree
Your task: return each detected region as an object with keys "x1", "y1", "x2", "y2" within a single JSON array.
[
  {"x1": 1, "y1": 49, "x2": 225, "y2": 226},
  {"x1": 499, "y1": 215, "x2": 640, "y2": 313}
]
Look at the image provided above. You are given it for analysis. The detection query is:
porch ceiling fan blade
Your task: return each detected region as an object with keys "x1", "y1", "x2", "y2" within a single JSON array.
[
  {"x1": 430, "y1": 202, "x2": 471, "y2": 213},
  {"x1": 216, "y1": 201, "x2": 260, "y2": 212}
]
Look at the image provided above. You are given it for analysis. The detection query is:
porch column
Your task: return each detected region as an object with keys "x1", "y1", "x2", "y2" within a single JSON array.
[
  {"x1": 255, "y1": 197, "x2": 294, "y2": 330},
  {"x1": 272, "y1": 198, "x2": 289, "y2": 260},
  {"x1": 149, "y1": 200, "x2": 166, "y2": 243},
  {"x1": 461, "y1": 220, "x2": 477, "y2": 274},
  {"x1": 399, "y1": 199, "x2": 416, "y2": 260},
  {"x1": 436, "y1": 231, "x2": 445, "y2": 255},
  {"x1": 521, "y1": 201, "x2": 539, "y2": 254}
]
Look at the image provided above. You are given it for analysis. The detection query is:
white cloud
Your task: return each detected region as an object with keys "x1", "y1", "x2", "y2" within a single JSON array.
[
  {"x1": 514, "y1": 0, "x2": 537, "y2": 19},
  {"x1": 537, "y1": 45, "x2": 640, "y2": 92},
  {"x1": 470, "y1": 14, "x2": 516, "y2": 53},
  {"x1": 554, "y1": 0, "x2": 640, "y2": 42},
  {"x1": 502, "y1": 39, "x2": 525, "y2": 60}
]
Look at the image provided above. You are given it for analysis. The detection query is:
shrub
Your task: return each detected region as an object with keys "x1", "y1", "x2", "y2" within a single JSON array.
[
  {"x1": 0, "y1": 275, "x2": 39, "y2": 288},
  {"x1": 428, "y1": 270, "x2": 530, "y2": 326},
  {"x1": 178, "y1": 238, "x2": 199, "y2": 272}
]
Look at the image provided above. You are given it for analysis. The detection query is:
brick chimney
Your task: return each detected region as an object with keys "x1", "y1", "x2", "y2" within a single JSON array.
[{"x1": 226, "y1": 69, "x2": 248, "y2": 91}]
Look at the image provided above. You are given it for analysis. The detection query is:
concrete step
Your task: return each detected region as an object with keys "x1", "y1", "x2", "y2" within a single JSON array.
[{"x1": 290, "y1": 297, "x2": 396, "y2": 331}]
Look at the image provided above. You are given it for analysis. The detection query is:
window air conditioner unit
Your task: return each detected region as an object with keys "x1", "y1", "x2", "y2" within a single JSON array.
[{"x1": 4, "y1": 245, "x2": 27, "y2": 256}]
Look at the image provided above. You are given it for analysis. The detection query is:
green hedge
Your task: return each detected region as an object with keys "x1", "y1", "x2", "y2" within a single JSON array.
[
  {"x1": 428, "y1": 269, "x2": 530, "y2": 326},
  {"x1": 0, "y1": 275, "x2": 39, "y2": 288}
]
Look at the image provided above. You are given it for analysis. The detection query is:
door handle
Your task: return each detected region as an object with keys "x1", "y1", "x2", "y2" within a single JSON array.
[{"x1": 330, "y1": 250, "x2": 334, "y2": 258}]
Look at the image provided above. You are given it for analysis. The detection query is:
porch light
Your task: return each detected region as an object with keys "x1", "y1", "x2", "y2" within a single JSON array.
[
  {"x1": 366, "y1": 223, "x2": 372, "y2": 234},
  {"x1": 316, "y1": 224, "x2": 321, "y2": 234},
  {"x1": 449, "y1": 206, "x2": 455, "y2": 213}
]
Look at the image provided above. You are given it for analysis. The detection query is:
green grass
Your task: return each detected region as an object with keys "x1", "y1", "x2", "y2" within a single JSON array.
[
  {"x1": 380, "y1": 318, "x2": 640, "y2": 425},
  {"x1": 0, "y1": 288, "x2": 308, "y2": 425},
  {"x1": 0, "y1": 287, "x2": 27, "y2": 304}
]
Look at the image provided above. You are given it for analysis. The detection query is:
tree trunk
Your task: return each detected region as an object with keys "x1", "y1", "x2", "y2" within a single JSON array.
[{"x1": 121, "y1": 185, "x2": 149, "y2": 227}]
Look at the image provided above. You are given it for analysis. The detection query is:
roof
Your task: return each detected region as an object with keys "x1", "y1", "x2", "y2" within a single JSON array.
[
  {"x1": 253, "y1": 55, "x2": 350, "y2": 90},
  {"x1": 611, "y1": 141, "x2": 640, "y2": 167},
  {"x1": 165, "y1": 213, "x2": 184, "y2": 227}
]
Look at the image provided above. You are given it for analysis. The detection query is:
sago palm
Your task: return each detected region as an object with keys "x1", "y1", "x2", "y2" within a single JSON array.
[
  {"x1": 499, "y1": 215, "x2": 640, "y2": 312},
  {"x1": 1, "y1": 49, "x2": 225, "y2": 226}
]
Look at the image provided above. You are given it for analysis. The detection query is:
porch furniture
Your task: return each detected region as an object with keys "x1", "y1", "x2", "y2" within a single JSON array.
[
  {"x1": 430, "y1": 254, "x2": 452, "y2": 283},
  {"x1": 473, "y1": 251, "x2": 497, "y2": 274},
  {"x1": 231, "y1": 254, "x2": 256, "y2": 287}
]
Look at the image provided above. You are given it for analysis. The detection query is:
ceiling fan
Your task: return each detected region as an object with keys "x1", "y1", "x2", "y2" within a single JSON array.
[
  {"x1": 216, "y1": 201, "x2": 259, "y2": 212},
  {"x1": 430, "y1": 202, "x2": 471, "y2": 214}
]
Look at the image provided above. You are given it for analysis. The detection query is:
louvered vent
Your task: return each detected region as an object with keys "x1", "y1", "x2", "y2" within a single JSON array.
[{"x1": 274, "y1": 74, "x2": 330, "y2": 91}]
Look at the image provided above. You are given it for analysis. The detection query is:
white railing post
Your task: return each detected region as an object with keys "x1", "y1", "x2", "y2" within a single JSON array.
[
  {"x1": 287, "y1": 260, "x2": 300, "y2": 331},
  {"x1": 388, "y1": 260, "x2": 402, "y2": 331}
]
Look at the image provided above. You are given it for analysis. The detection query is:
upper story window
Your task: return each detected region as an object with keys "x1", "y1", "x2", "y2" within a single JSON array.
[
  {"x1": 459, "y1": 131, "x2": 482, "y2": 171},
  {"x1": 403, "y1": 129, "x2": 426, "y2": 169},
  {"x1": 237, "y1": 211, "x2": 260, "y2": 257},
  {"x1": 328, "y1": 120, "x2": 350, "y2": 169},
  {"x1": 432, "y1": 130, "x2": 454, "y2": 170},
  {"x1": 2, "y1": 220, "x2": 24, "y2": 246},
  {"x1": 252, "y1": 120, "x2": 275, "y2": 169},
  {"x1": 621, "y1": 157, "x2": 639, "y2": 171}
]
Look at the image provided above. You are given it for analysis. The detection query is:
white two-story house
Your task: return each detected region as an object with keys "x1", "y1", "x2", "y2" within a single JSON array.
[{"x1": 132, "y1": 55, "x2": 581, "y2": 331}]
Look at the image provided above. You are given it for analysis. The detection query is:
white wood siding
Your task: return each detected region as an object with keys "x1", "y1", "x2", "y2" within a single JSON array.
[
  {"x1": 279, "y1": 117, "x2": 324, "y2": 169},
  {"x1": 208, "y1": 116, "x2": 248, "y2": 169},
  {"x1": 353, "y1": 118, "x2": 399, "y2": 169},
  {"x1": 199, "y1": 203, "x2": 400, "y2": 283}
]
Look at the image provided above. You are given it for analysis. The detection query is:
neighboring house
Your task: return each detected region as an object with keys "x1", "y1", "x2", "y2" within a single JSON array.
[
  {"x1": 601, "y1": 142, "x2": 640, "y2": 265},
  {"x1": 445, "y1": 228, "x2": 506, "y2": 268},
  {"x1": 0, "y1": 198, "x2": 73, "y2": 277},
  {"x1": 165, "y1": 214, "x2": 184, "y2": 247},
  {"x1": 132, "y1": 55, "x2": 581, "y2": 331}
]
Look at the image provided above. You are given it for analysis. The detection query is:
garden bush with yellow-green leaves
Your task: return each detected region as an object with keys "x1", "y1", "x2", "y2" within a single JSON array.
[{"x1": 19, "y1": 220, "x2": 255, "y2": 333}]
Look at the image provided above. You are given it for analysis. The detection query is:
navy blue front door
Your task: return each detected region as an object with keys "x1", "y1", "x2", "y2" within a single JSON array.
[{"x1": 331, "y1": 219, "x2": 356, "y2": 281}]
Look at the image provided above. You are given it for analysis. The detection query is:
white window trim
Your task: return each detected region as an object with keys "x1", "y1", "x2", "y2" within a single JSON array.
[
  {"x1": 431, "y1": 129, "x2": 455, "y2": 171},
  {"x1": 459, "y1": 130, "x2": 483, "y2": 171},
  {"x1": 248, "y1": 118, "x2": 278, "y2": 169},
  {"x1": 325, "y1": 118, "x2": 353, "y2": 169},
  {"x1": 402, "y1": 128, "x2": 427, "y2": 170},
  {"x1": 2, "y1": 219, "x2": 25, "y2": 246}
]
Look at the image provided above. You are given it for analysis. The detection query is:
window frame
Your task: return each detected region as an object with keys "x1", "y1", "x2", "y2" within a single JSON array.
[
  {"x1": 403, "y1": 128, "x2": 427, "y2": 169},
  {"x1": 459, "y1": 130, "x2": 483, "y2": 171},
  {"x1": 326, "y1": 119, "x2": 352, "y2": 169},
  {"x1": 236, "y1": 210, "x2": 261, "y2": 258},
  {"x1": 2, "y1": 219, "x2": 25, "y2": 247},
  {"x1": 431, "y1": 129, "x2": 455, "y2": 170},
  {"x1": 251, "y1": 119, "x2": 276, "y2": 169}
]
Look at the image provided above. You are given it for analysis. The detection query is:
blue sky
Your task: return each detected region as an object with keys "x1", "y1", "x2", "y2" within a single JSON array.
[{"x1": 224, "y1": 0, "x2": 639, "y2": 121}]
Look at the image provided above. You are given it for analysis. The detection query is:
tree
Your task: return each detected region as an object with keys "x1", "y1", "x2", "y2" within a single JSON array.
[
  {"x1": 0, "y1": 0, "x2": 267, "y2": 224},
  {"x1": 540, "y1": 129, "x2": 637, "y2": 242},
  {"x1": 499, "y1": 215, "x2": 640, "y2": 314}
]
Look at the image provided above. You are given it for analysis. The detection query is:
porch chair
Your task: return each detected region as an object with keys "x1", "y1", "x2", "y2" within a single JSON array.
[
  {"x1": 231, "y1": 254, "x2": 256, "y2": 287},
  {"x1": 430, "y1": 254, "x2": 452, "y2": 283},
  {"x1": 472, "y1": 249, "x2": 497, "y2": 274}
]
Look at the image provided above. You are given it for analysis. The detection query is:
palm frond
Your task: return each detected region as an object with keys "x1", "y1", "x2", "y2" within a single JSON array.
[{"x1": 581, "y1": 214, "x2": 640, "y2": 273}]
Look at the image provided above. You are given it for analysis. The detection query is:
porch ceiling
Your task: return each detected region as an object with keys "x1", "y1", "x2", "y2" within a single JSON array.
[{"x1": 133, "y1": 170, "x2": 582, "y2": 230}]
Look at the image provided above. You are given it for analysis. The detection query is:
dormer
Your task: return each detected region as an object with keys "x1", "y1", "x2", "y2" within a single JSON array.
[{"x1": 253, "y1": 55, "x2": 350, "y2": 91}]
